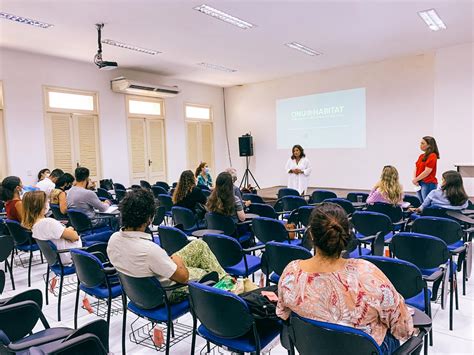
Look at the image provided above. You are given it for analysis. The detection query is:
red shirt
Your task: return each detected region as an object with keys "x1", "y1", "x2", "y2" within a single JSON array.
[
  {"x1": 5, "y1": 199, "x2": 21, "y2": 222},
  {"x1": 415, "y1": 153, "x2": 438, "y2": 184}
]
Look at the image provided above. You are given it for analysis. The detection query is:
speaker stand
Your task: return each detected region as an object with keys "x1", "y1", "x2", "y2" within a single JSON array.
[{"x1": 239, "y1": 156, "x2": 260, "y2": 189}]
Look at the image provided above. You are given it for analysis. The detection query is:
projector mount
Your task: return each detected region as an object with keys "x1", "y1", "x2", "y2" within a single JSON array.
[{"x1": 94, "y1": 23, "x2": 118, "y2": 70}]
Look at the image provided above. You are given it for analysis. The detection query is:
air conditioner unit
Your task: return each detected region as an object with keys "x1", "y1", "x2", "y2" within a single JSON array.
[{"x1": 111, "y1": 77, "x2": 180, "y2": 98}]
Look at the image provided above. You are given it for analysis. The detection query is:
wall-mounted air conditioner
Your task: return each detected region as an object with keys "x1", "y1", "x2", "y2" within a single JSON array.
[{"x1": 111, "y1": 76, "x2": 180, "y2": 98}]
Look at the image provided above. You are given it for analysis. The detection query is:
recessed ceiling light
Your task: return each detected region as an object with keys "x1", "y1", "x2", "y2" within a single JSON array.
[
  {"x1": 197, "y1": 62, "x2": 237, "y2": 72},
  {"x1": 102, "y1": 39, "x2": 160, "y2": 55},
  {"x1": 0, "y1": 12, "x2": 53, "y2": 28},
  {"x1": 285, "y1": 42, "x2": 322, "y2": 56},
  {"x1": 194, "y1": 4, "x2": 255, "y2": 30},
  {"x1": 418, "y1": 9, "x2": 446, "y2": 31}
]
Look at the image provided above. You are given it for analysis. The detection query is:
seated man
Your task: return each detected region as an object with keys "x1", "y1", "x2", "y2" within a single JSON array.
[
  {"x1": 107, "y1": 188, "x2": 226, "y2": 302},
  {"x1": 67, "y1": 167, "x2": 114, "y2": 229},
  {"x1": 36, "y1": 168, "x2": 64, "y2": 198}
]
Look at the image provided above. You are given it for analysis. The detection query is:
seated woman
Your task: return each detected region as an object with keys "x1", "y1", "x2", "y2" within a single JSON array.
[
  {"x1": 1, "y1": 176, "x2": 24, "y2": 223},
  {"x1": 37, "y1": 168, "x2": 50, "y2": 183},
  {"x1": 415, "y1": 170, "x2": 468, "y2": 213},
  {"x1": 367, "y1": 165, "x2": 404, "y2": 205},
  {"x1": 22, "y1": 191, "x2": 82, "y2": 265},
  {"x1": 172, "y1": 170, "x2": 207, "y2": 218},
  {"x1": 50, "y1": 173, "x2": 75, "y2": 214},
  {"x1": 206, "y1": 172, "x2": 246, "y2": 223},
  {"x1": 107, "y1": 188, "x2": 226, "y2": 303},
  {"x1": 277, "y1": 202, "x2": 415, "y2": 355},
  {"x1": 195, "y1": 162, "x2": 213, "y2": 189}
]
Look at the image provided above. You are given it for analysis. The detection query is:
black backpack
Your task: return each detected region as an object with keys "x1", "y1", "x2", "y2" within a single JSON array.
[{"x1": 240, "y1": 285, "x2": 278, "y2": 319}]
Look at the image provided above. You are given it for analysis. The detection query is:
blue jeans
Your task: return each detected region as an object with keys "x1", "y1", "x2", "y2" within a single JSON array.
[
  {"x1": 417, "y1": 182, "x2": 437, "y2": 202},
  {"x1": 380, "y1": 332, "x2": 400, "y2": 355}
]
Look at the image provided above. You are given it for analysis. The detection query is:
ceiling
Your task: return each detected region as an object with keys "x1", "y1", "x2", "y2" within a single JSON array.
[{"x1": 1, "y1": 0, "x2": 473, "y2": 87}]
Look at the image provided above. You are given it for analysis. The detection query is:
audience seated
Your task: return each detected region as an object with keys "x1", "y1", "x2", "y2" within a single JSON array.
[
  {"x1": 207, "y1": 172, "x2": 245, "y2": 222},
  {"x1": 367, "y1": 165, "x2": 404, "y2": 205},
  {"x1": 415, "y1": 170, "x2": 468, "y2": 213},
  {"x1": 107, "y1": 188, "x2": 226, "y2": 303},
  {"x1": 36, "y1": 168, "x2": 50, "y2": 183},
  {"x1": 224, "y1": 167, "x2": 252, "y2": 208},
  {"x1": 67, "y1": 167, "x2": 112, "y2": 228},
  {"x1": 0, "y1": 176, "x2": 24, "y2": 222},
  {"x1": 50, "y1": 173, "x2": 75, "y2": 215},
  {"x1": 276, "y1": 202, "x2": 415, "y2": 355},
  {"x1": 36, "y1": 168, "x2": 64, "y2": 197},
  {"x1": 195, "y1": 162, "x2": 213, "y2": 188},
  {"x1": 172, "y1": 170, "x2": 207, "y2": 219},
  {"x1": 22, "y1": 191, "x2": 81, "y2": 265}
]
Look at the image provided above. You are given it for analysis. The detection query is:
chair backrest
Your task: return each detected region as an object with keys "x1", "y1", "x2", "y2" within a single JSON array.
[
  {"x1": 197, "y1": 184, "x2": 211, "y2": 191},
  {"x1": 203, "y1": 234, "x2": 243, "y2": 268},
  {"x1": 289, "y1": 314, "x2": 381, "y2": 355},
  {"x1": 366, "y1": 202, "x2": 402, "y2": 223},
  {"x1": 277, "y1": 188, "x2": 300, "y2": 199},
  {"x1": 323, "y1": 198, "x2": 355, "y2": 215},
  {"x1": 35, "y1": 240, "x2": 60, "y2": 267},
  {"x1": 346, "y1": 192, "x2": 369, "y2": 203},
  {"x1": 117, "y1": 272, "x2": 166, "y2": 309},
  {"x1": 205, "y1": 212, "x2": 236, "y2": 236},
  {"x1": 50, "y1": 204, "x2": 68, "y2": 221},
  {"x1": 172, "y1": 206, "x2": 198, "y2": 230},
  {"x1": 311, "y1": 190, "x2": 337, "y2": 203},
  {"x1": 282, "y1": 196, "x2": 307, "y2": 212},
  {"x1": 96, "y1": 188, "x2": 113, "y2": 201},
  {"x1": 247, "y1": 203, "x2": 277, "y2": 219},
  {"x1": 61, "y1": 319, "x2": 109, "y2": 353},
  {"x1": 4, "y1": 219, "x2": 32, "y2": 245},
  {"x1": 70, "y1": 249, "x2": 106, "y2": 288},
  {"x1": 41, "y1": 334, "x2": 108, "y2": 354},
  {"x1": 421, "y1": 207, "x2": 450, "y2": 218},
  {"x1": 404, "y1": 194, "x2": 421, "y2": 208},
  {"x1": 251, "y1": 217, "x2": 289, "y2": 243},
  {"x1": 114, "y1": 189, "x2": 127, "y2": 202},
  {"x1": 154, "y1": 181, "x2": 170, "y2": 192},
  {"x1": 412, "y1": 216, "x2": 463, "y2": 246},
  {"x1": 0, "y1": 235, "x2": 14, "y2": 263},
  {"x1": 351, "y1": 211, "x2": 392, "y2": 237},
  {"x1": 67, "y1": 209, "x2": 93, "y2": 233},
  {"x1": 242, "y1": 193, "x2": 265, "y2": 204},
  {"x1": 153, "y1": 206, "x2": 166, "y2": 226},
  {"x1": 361, "y1": 256, "x2": 425, "y2": 300},
  {"x1": 158, "y1": 226, "x2": 189, "y2": 255},
  {"x1": 151, "y1": 185, "x2": 168, "y2": 198},
  {"x1": 99, "y1": 179, "x2": 114, "y2": 191},
  {"x1": 139, "y1": 180, "x2": 152, "y2": 190},
  {"x1": 264, "y1": 242, "x2": 312, "y2": 276},
  {"x1": 296, "y1": 206, "x2": 314, "y2": 227},
  {"x1": 188, "y1": 282, "x2": 254, "y2": 338},
  {"x1": 113, "y1": 183, "x2": 126, "y2": 191},
  {"x1": 157, "y1": 194, "x2": 173, "y2": 212},
  {"x1": 390, "y1": 232, "x2": 449, "y2": 269}
]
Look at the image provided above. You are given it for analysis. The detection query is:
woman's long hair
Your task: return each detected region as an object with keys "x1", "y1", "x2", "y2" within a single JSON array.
[
  {"x1": 442, "y1": 171, "x2": 468, "y2": 206},
  {"x1": 422, "y1": 136, "x2": 440, "y2": 162},
  {"x1": 21, "y1": 191, "x2": 47, "y2": 230},
  {"x1": 195, "y1": 162, "x2": 207, "y2": 177},
  {"x1": 375, "y1": 166, "x2": 403, "y2": 205},
  {"x1": 0, "y1": 176, "x2": 21, "y2": 201},
  {"x1": 173, "y1": 170, "x2": 196, "y2": 204},
  {"x1": 291, "y1": 145, "x2": 306, "y2": 160},
  {"x1": 206, "y1": 172, "x2": 235, "y2": 216}
]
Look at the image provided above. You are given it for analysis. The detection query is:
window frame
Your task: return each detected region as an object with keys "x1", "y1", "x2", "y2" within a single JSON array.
[
  {"x1": 184, "y1": 102, "x2": 213, "y2": 121},
  {"x1": 44, "y1": 86, "x2": 99, "y2": 114},
  {"x1": 126, "y1": 95, "x2": 164, "y2": 119}
]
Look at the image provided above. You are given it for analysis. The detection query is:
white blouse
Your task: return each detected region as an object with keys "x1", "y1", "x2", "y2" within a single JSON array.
[{"x1": 285, "y1": 157, "x2": 312, "y2": 194}]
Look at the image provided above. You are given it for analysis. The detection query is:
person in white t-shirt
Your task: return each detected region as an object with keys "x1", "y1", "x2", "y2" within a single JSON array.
[
  {"x1": 36, "y1": 168, "x2": 64, "y2": 198},
  {"x1": 22, "y1": 190, "x2": 82, "y2": 265}
]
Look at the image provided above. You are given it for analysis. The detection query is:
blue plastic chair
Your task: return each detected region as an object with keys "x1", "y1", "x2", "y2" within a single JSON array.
[
  {"x1": 67, "y1": 209, "x2": 114, "y2": 244},
  {"x1": 351, "y1": 211, "x2": 393, "y2": 257},
  {"x1": 205, "y1": 212, "x2": 252, "y2": 244},
  {"x1": 248, "y1": 203, "x2": 278, "y2": 219},
  {"x1": 252, "y1": 217, "x2": 300, "y2": 245},
  {"x1": 158, "y1": 226, "x2": 190, "y2": 255},
  {"x1": 242, "y1": 193, "x2": 265, "y2": 204},
  {"x1": 172, "y1": 206, "x2": 204, "y2": 235},
  {"x1": 346, "y1": 192, "x2": 369, "y2": 203},
  {"x1": 310, "y1": 190, "x2": 337, "y2": 203},
  {"x1": 277, "y1": 188, "x2": 300, "y2": 198},
  {"x1": 188, "y1": 282, "x2": 281, "y2": 355},
  {"x1": 323, "y1": 198, "x2": 355, "y2": 216}
]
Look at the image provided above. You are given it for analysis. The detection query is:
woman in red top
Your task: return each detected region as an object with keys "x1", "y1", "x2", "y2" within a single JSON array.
[
  {"x1": 0, "y1": 176, "x2": 24, "y2": 222},
  {"x1": 412, "y1": 136, "x2": 440, "y2": 202}
]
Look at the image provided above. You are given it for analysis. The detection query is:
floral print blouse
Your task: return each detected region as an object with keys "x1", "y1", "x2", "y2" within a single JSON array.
[{"x1": 276, "y1": 259, "x2": 415, "y2": 345}]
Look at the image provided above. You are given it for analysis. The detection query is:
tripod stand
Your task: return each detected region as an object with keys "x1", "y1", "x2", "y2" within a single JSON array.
[{"x1": 239, "y1": 156, "x2": 260, "y2": 189}]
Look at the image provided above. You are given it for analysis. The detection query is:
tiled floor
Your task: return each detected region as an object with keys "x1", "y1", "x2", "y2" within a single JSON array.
[{"x1": 2, "y1": 252, "x2": 473, "y2": 354}]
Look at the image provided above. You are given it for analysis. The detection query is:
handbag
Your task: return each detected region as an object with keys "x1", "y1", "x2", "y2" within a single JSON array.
[{"x1": 240, "y1": 285, "x2": 279, "y2": 319}]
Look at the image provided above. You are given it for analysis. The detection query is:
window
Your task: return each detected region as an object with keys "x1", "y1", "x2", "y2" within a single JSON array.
[
  {"x1": 185, "y1": 103, "x2": 214, "y2": 172},
  {"x1": 44, "y1": 87, "x2": 101, "y2": 180},
  {"x1": 126, "y1": 96, "x2": 167, "y2": 184},
  {"x1": 0, "y1": 82, "x2": 7, "y2": 179}
]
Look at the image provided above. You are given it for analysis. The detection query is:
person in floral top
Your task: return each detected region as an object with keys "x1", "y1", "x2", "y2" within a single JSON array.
[{"x1": 277, "y1": 202, "x2": 415, "y2": 355}]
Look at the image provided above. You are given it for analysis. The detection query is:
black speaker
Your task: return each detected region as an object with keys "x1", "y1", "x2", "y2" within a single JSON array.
[{"x1": 239, "y1": 135, "x2": 254, "y2": 157}]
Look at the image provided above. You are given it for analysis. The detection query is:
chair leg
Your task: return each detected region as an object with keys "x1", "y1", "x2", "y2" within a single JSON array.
[
  {"x1": 206, "y1": 341, "x2": 211, "y2": 353},
  {"x1": 7, "y1": 259, "x2": 15, "y2": 290},
  {"x1": 45, "y1": 266, "x2": 50, "y2": 305},
  {"x1": 74, "y1": 281, "x2": 80, "y2": 329},
  {"x1": 165, "y1": 320, "x2": 171, "y2": 355},
  {"x1": 106, "y1": 295, "x2": 112, "y2": 325},
  {"x1": 28, "y1": 249, "x2": 33, "y2": 287},
  {"x1": 449, "y1": 269, "x2": 454, "y2": 331},
  {"x1": 191, "y1": 317, "x2": 197, "y2": 354},
  {"x1": 58, "y1": 274, "x2": 64, "y2": 321},
  {"x1": 462, "y1": 260, "x2": 466, "y2": 295},
  {"x1": 40, "y1": 251, "x2": 44, "y2": 264},
  {"x1": 121, "y1": 296, "x2": 127, "y2": 355},
  {"x1": 454, "y1": 273, "x2": 459, "y2": 310}
]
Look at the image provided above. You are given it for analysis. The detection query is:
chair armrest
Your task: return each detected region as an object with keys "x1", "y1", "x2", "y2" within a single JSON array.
[
  {"x1": 237, "y1": 220, "x2": 253, "y2": 226},
  {"x1": 286, "y1": 227, "x2": 305, "y2": 233},
  {"x1": 393, "y1": 221, "x2": 406, "y2": 228},
  {"x1": 357, "y1": 235, "x2": 377, "y2": 242},
  {"x1": 450, "y1": 245, "x2": 466, "y2": 254},
  {"x1": 423, "y1": 269, "x2": 444, "y2": 282},
  {"x1": 57, "y1": 247, "x2": 87, "y2": 253},
  {"x1": 91, "y1": 215, "x2": 114, "y2": 220},
  {"x1": 162, "y1": 283, "x2": 187, "y2": 291},
  {"x1": 391, "y1": 333, "x2": 424, "y2": 355},
  {"x1": 103, "y1": 267, "x2": 116, "y2": 275},
  {"x1": 7, "y1": 332, "x2": 73, "y2": 351},
  {"x1": 243, "y1": 244, "x2": 266, "y2": 253}
]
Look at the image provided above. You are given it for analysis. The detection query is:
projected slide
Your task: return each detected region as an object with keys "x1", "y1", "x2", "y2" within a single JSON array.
[{"x1": 276, "y1": 88, "x2": 366, "y2": 149}]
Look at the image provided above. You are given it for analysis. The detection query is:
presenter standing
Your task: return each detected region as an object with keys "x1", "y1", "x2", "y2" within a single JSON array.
[
  {"x1": 412, "y1": 136, "x2": 440, "y2": 202},
  {"x1": 285, "y1": 145, "x2": 312, "y2": 195}
]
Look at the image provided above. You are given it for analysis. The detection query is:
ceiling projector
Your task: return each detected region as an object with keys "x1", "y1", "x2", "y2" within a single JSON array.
[{"x1": 94, "y1": 23, "x2": 118, "y2": 70}]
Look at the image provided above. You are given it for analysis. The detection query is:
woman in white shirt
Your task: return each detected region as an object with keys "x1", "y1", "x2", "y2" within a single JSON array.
[
  {"x1": 22, "y1": 191, "x2": 82, "y2": 265},
  {"x1": 285, "y1": 144, "x2": 312, "y2": 195}
]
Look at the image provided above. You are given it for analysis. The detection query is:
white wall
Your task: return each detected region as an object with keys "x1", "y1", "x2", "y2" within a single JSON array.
[
  {"x1": 224, "y1": 43, "x2": 474, "y2": 195},
  {"x1": 0, "y1": 48, "x2": 227, "y2": 186}
]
